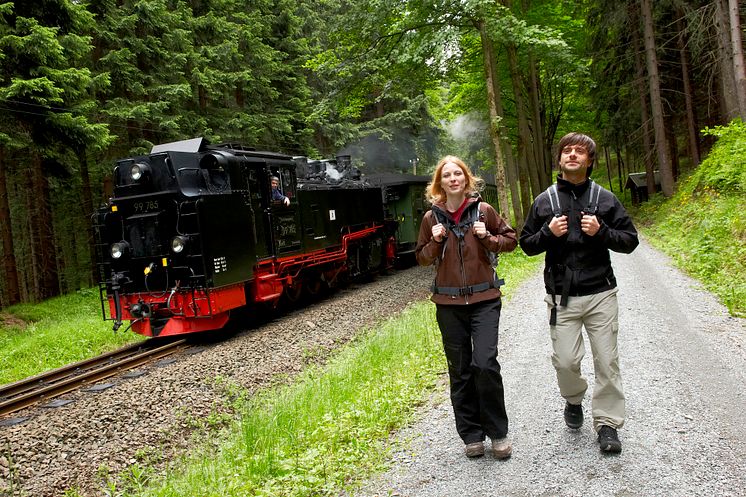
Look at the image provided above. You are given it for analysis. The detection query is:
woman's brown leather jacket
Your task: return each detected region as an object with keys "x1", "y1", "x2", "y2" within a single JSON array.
[{"x1": 415, "y1": 197, "x2": 517, "y2": 305}]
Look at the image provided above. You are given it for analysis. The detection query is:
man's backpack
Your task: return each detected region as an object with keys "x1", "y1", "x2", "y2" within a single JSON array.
[{"x1": 543, "y1": 179, "x2": 605, "y2": 325}]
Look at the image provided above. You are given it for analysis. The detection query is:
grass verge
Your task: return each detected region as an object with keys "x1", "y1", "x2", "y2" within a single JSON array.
[{"x1": 0, "y1": 288, "x2": 144, "y2": 385}]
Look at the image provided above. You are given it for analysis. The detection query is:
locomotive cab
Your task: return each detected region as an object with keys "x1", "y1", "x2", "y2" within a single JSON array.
[{"x1": 263, "y1": 166, "x2": 301, "y2": 256}]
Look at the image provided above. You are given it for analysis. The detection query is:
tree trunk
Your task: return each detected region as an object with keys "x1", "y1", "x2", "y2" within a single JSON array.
[
  {"x1": 631, "y1": 6, "x2": 656, "y2": 194},
  {"x1": 615, "y1": 147, "x2": 624, "y2": 194},
  {"x1": 477, "y1": 20, "x2": 511, "y2": 221},
  {"x1": 527, "y1": 51, "x2": 550, "y2": 190},
  {"x1": 495, "y1": 0, "x2": 529, "y2": 225},
  {"x1": 502, "y1": 139, "x2": 523, "y2": 229},
  {"x1": 665, "y1": 116, "x2": 680, "y2": 181},
  {"x1": 0, "y1": 146, "x2": 20, "y2": 307},
  {"x1": 519, "y1": 0, "x2": 550, "y2": 190},
  {"x1": 603, "y1": 147, "x2": 614, "y2": 193},
  {"x1": 78, "y1": 147, "x2": 97, "y2": 285},
  {"x1": 619, "y1": 145, "x2": 634, "y2": 200},
  {"x1": 501, "y1": 50, "x2": 532, "y2": 221},
  {"x1": 728, "y1": 0, "x2": 746, "y2": 119},
  {"x1": 31, "y1": 153, "x2": 60, "y2": 300},
  {"x1": 25, "y1": 165, "x2": 39, "y2": 301},
  {"x1": 676, "y1": 12, "x2": 700, "y2": 168},
  {"x1": 489, "y1": 62, "x2": 523, "y2": 226},
  {"x1": 640, "y1": 0, "x2": 674, "y2": 196},
  {"x1": 506, "y1": 44, "x2": 541, "y2": 203},
  {"x1": 715, "y1": 0, "x2": 739, "y2": 121}
]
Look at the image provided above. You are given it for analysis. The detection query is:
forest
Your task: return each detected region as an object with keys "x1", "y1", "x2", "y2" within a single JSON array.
[{"x1": 0, "y1": 0, "x2": 744, "y2": 309}]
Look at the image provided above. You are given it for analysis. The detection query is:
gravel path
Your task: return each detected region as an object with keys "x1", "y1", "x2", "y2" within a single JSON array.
[
  {"x1": 0, "y1": 266, "x2": 432, "y2": 497},
  {"x1": 356, "y1": 237, "x2": 746, "y2": 497}
]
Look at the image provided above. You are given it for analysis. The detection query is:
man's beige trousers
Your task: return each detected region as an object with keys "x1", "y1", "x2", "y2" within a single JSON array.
[{"x1": 544, "y1": 288, "x2": 625, "y2": 431}]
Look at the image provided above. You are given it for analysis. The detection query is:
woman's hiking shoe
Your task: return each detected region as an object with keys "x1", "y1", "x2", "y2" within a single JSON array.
[
  {"x1": 564, "y1": 401, "x2": 583, "y2": 429},
  {"x1": 464, "y1": 441, "x2": 485, "y2": 458},
  {"x1": 491, "y1": 438, "x2": 513, "y2": 460},
  {"x1": 597, "y1": 425, "x2": 622, "y2": 453}
]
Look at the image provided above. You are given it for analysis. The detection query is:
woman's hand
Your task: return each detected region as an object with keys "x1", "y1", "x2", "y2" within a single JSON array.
[
  {"x1": 473, "y1": 221, "x2": 489, "y2": 239},
  {"x1": 432, "y1": 223, "x2": 447, "y2": 242}
]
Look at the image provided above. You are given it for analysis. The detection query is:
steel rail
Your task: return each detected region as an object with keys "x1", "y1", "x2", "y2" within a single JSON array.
[{"x1": 0, "y1": 339, "x2": 187, "y2": 416}]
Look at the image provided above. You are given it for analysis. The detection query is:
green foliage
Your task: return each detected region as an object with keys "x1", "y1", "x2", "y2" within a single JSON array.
[
  {"x1": 634, "y1": 122, "x2": 746, "y2": 317},
  {"x1": 436, "y1": 0, "x2": 586, "y2": 169},
  {"x1": 690, "y1": 119, "x2": 746, "y2": 194},
  {"x1": 88, "y1": 0, "x2": 315, "y2": 155},
  {"x1": 303, "y1": 0, "x2": 451, "y2": 161}
]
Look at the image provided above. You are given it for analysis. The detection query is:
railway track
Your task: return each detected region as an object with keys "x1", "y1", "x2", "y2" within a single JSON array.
[{"x1": 0, "y1": 338, "x2": 188, "y2": 417}]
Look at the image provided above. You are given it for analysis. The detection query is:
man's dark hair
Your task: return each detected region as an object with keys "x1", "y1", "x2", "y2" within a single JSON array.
[{"x1": 555, "y1": 132, "x2": 596, "y2": 177}]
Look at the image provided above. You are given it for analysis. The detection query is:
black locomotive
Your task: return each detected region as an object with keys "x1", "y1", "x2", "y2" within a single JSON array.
[{"x1": 93, "y1": 138, "x2": 399, "y2": 337}]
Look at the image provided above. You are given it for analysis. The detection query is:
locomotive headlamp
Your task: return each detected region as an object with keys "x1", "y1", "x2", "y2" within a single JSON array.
[
  {"x1": 130, "y1": 162, "x2": 150, "y2": 182},
  {"x1": 171, "y1": 236, "x2": 188, "y2": 254},
  {"x1": 110, "y1": 241, "x2": 130, "y2": 259}
]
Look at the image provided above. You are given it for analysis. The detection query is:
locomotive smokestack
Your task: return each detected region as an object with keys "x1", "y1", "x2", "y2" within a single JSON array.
[{"x1": 336, "y1": 155, "x2": 352, "y2": 169}]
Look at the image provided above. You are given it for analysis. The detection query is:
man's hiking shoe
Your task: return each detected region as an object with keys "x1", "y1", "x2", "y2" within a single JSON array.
[
  {"x1": 564, "y1": 401, "x2": 583, "y2": 429},
  {"x1": 464, "y1": 441, "x2": 485, "y2": 458},
  {"x1": 597, "y1": 425, "x2": 622, "y2": 453},
  {"x1": 491, "y1": 437, "x2": 512, "y2": 460}
]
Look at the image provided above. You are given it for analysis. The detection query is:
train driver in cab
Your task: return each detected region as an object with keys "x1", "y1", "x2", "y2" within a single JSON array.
[{"x1": 271, "y1": 175, "x2": 290, "y2": 206}]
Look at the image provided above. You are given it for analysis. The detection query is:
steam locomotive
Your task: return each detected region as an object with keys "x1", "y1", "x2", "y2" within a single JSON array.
[{"x1": 93, "y1": 138, "x2": 428, "y2": 338}]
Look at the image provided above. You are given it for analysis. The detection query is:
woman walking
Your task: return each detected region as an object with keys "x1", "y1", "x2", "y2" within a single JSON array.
[{"x1": 415, "y1": 155, "x2": 517, "y2": 459}]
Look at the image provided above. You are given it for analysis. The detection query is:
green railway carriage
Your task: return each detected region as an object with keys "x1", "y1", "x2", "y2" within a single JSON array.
[{"x1": 367, "y1": 173, "x2": 430, "y2": 258}]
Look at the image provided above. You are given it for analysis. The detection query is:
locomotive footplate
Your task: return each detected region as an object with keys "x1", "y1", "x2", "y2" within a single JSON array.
[{"x1": 108, "y1": 284, "x2": 246, "y2": 337}]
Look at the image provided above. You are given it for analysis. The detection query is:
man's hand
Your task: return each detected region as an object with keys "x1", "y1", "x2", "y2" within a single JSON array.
[
  {"x1": 432, "y1": 223, "x2": 447, "y2": 242},
  {"x1": 549, "y1": 215, "x2": 568, "y2": 237},
  {"x1": 581, "y1": 213, "x2": 600, "y2": 236},
  {"x1": 283, "y1": 197, "x2": 290, "y2": 207}
]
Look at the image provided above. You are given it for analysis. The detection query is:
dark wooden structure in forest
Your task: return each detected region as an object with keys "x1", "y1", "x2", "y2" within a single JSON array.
[{"x1": 625, "y1": 171, "x2": 662, "y2": 205}]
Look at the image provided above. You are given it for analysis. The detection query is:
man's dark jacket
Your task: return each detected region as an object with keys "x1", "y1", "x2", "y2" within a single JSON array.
[{"x1": 519, "y1": 176, "x2": 639, "y2": 299}]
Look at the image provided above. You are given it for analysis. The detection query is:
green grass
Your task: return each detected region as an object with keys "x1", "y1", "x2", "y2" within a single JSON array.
[{"x1": 0, "y1": 288, "x2": 145, "y2": 385}]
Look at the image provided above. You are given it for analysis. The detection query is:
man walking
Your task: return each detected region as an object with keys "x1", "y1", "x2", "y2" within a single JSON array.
[{"x1": 519, "y1": 132, "x2": 639, "y2": 453}]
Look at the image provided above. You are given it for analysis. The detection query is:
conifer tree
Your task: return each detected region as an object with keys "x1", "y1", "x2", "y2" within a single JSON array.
[{"x1": 0, "y1": 0, "x2": 110, "y2": 299}]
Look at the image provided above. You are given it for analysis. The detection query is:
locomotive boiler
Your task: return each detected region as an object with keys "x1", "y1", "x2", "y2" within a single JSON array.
[{"x1": 94, "y1": 138, "x2": 396, "y2": 337}]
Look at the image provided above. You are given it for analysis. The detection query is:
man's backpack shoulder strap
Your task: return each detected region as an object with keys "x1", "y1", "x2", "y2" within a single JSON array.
[
  {"x1": 544, "y1": 184, "x2": 561, "y2": 217},
  {"x1": 544, "y1": 181, "x2": 605, "y2": 216},
  {"x1": 586, "y1": 180, "x2": 605, "y2": 214}
]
